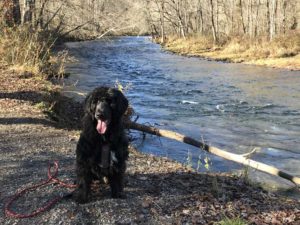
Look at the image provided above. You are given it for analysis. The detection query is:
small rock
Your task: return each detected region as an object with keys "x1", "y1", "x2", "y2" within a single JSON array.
[
  {"x1": 138, "y1": 214, "x2": 145, "y2": 220},
  {"x1": 182, "y1": 209, "x2": 190, "y2": 215},
  {"x1": 141, "y1": 208, "x2": 149, "y2": 214},
  {"x1": 142, "y1": 199, "x2": 151, "y2": 208},
  {"x1": 139, "y1": 176, "x2": 147, "y2": 181}
]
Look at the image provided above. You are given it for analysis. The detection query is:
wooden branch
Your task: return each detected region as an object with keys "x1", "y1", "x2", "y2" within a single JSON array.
[
  {"x1": 125, "y1": 121, "x2": 300, "y2": 186},
  {"x1": 97, "y1": 24, "x2": 135, "y2": 39},
  {"x1": 61, "y1": 21, "x2": 90, "y2": 37},
  {"x1": 35, "y1": 0, "x2": 49, "y2": 29},
  {"x1": 42, "y1": 5, "x2": 63, "y2": 30},
  {"x1": 242, "y1": 147, "x2": 259, "y2": 158},
  {"x1": 97, "y1": 27, "x2": 117, "y2": 39}
]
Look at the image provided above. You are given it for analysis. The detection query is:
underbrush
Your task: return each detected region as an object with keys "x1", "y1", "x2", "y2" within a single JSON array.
[
  {"x1": 0, "y1": 24, "x2": 67, "y2": 78},
  {"x1": 163, "y1": 32, "x2": 300, "y2": 61},
  {"x1": 164, "y1": 34, "x2": 215, "y2": 54},
  {"x1": 223, "y1": 31, "x2": 300, "y2": 60}
]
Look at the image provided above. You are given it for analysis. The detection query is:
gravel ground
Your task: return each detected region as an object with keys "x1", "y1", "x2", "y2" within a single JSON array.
[{"x1": 0, "y1": 70, "x2": 300, "y2": 224}]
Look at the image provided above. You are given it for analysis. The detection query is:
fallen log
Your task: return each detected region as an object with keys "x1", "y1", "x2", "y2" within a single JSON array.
[{"x1": 125, "y1": 121, "x2": 300, "y2": 186}]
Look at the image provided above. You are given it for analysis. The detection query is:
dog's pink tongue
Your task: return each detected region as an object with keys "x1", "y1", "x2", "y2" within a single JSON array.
[{"x1": 96, "y1": 120, "x2": 107, "y2": 134}]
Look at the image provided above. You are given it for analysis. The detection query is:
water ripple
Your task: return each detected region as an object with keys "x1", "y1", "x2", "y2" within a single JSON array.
[{"x1": 65, "y1": 37, "x2": 300, "y2": 175}]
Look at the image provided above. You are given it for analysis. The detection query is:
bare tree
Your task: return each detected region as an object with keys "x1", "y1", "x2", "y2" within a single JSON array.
[
  {"x1": 2, "y1": 0, "x2": 21, "y2": 26},
  {"x1": 1, "y1": 0, "x2": 298, "y2": 40},
  {"x1": 21, "y1": 0, "x2": 36, "y2": 25},
  {"x1": 209, "y1": 0, "x2": 218, "y2": 43},
  {"x1": 268, "y1": 0, "x2": 278, "y2": 40}
]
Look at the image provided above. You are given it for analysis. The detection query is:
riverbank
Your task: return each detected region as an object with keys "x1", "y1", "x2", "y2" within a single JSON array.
[
  {"x1": 161, "y1": 34, "x2": 300, "y2": 71},
  {"x1": 1, "y1": 68, "x2": 300, "y2": 224}
]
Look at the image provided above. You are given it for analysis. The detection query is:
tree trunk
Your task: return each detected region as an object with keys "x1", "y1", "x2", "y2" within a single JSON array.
[
  {"x1": 21, "y1": 0, "x2": 26, "y2": 24},
  {"x1": 274, "y1": 0, "x2": 278, "y2": 36},
  {"x1": 160, "y1": 0, "x2": 165, "y2": 43},
  {"x1": 176, "y1": 0, "x2": 186, "y2": 39},
  {"x1": 254, "y1": 0, "x2": 260, "y2": 37},
  {"x1": 197, "y1": 0, "x2": 204, "y2": 34},
  {"x1": 209, "y1": 0, "x2": 218, "y2": 44},
  {"x1": 268, "y1": 0, "x2": 277, "y2": 40},
  {"x1": 248, "y1": 0, "x2": 253, "y2": 38},
  {"x1": 125, "y1": 121, "x2": 300, "y2": 186},
  {"x1": 12, "y1": 0, "x2": 21, "y2": 24},
  {"x1": 36, "y1": 0, "x2": 48, "y2": 29},
  {"x1": 2, "y1": 0, "x2": 21, "y2": 26},
  {"x1": 282, "y1": 0, "x2": 287, "y2": 33},
  {"x1": 239, "y1": 0, "x2": 246, "y2": 34}
]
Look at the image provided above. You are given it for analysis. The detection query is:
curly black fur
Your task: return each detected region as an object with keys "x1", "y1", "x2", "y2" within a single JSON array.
[{"x1": 75, "y1": 87, "x2": 129, "y2": 203}]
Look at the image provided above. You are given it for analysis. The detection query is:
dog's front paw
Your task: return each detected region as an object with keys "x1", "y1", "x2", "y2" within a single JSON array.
[
  {"x1": 111, "y1": 191, "x2": 126, "y2": 199},
  {"x1": 74, "y1": 191, "x2": 88, "y2": 204}
]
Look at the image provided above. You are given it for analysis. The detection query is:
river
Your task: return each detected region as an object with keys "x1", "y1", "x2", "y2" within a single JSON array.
[{"x1": 64, "y1": 36, "x2": 300, "y2": 191}]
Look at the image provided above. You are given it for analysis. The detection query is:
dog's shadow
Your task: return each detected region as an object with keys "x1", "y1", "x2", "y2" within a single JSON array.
[
  {"x1": 86, "y1": 170, "x2": 265, "y2": 204},
  {"x1": 125, "y1": 172, "x2": 255, "y2": 201}
]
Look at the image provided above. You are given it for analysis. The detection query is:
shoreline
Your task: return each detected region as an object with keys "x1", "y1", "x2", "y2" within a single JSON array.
[
  {"x1": 172, "y1": 49, "x2": 300, "y2": 71},
  {"x1": 0, "y1": 68, "x2": 300, "y2": 223},
  {"x1": 64, "y1": 35, "x2": 299, "y2": 71},
  {"x1": 157, "y1": 37, "x2": 300, "y2": 71},
  {"x1": 166, "y1": 48, "x2": 300, "y2": 71}
]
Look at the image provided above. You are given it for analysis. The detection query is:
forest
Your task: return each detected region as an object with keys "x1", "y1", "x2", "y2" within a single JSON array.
[
  {"x1": 147, "y1": 0, "x2": 298, "y2": 42},
  {"x1": 1, "y1": 0, "x2": 147, "y2": 38},
  {"x1": 1, "y1": 0, "x2": 299, "y2": 70},
  {"x1": 2, "y1": 0, "x2": 299, "y2": 40}
]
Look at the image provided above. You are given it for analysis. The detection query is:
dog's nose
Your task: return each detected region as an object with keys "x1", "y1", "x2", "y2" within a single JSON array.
[{"x1": 95, "y1": 113, "x2": 105, "y2": 120}]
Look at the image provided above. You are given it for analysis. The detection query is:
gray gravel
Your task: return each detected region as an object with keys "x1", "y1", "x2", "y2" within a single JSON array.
[{"x1": 1, "y1": 74, "x2": 299, "y2": 224}]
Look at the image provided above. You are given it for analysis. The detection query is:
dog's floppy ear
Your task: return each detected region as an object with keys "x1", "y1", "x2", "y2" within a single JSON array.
[
  {"x1": 84, "y1": 91, "x2": 97, "y2": 116},
  {"x1": 108, "y1": 88, "x2": 128, "y2": 118}
]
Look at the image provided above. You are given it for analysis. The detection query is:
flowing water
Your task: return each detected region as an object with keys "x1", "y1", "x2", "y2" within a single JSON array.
[{"x1": 64, "y1": 37, "x2": 300, "y2": 191}]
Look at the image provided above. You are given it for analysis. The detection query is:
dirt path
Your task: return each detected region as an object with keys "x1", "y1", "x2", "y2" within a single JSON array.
[{"x1": 0, "y1": 70, "x2": 299, "y2": 224}]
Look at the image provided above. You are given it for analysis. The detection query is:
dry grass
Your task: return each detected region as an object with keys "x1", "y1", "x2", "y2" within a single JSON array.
[
  {"x1": 163, "y1": 32, "x2": 300, "y2": 70},
  {"x1": 0, "y1": 25, "x2": 52, "y2": 74},
  {"x1": 223, "y1": 32, "x2": 300, "y2": 59},
  {"x1": 165, "y1": 34, "x2": 215, "y2": 55},
  {"x1": 245, "y1": 54, "x2": 300, "y2": 70},
  {"x1": 0, "y1": 24, "x2": 68, "y2": 77}
]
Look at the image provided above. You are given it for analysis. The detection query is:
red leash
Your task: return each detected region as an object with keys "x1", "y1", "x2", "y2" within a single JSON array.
[{"x1": 5, "y1": 161, "x2": 77, "y2": 219}]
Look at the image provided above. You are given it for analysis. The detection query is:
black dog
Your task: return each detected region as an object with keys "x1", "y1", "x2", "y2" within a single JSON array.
[{"x1": 75, "y1": 87, "x2": 129, "y2": 203}]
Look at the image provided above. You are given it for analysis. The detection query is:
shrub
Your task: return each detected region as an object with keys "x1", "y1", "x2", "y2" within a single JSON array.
[
  {"x1": 223, "y1": 32, "x2": 300, "y2": 59},
  {"x1": 0, "y1": 21, "x2": 69, "y2": 78},
  {"x1": 0, "y1": 24, "x2": 56, "y2": 75}
]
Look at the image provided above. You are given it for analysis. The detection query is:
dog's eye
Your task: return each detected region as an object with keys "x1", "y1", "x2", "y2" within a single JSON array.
[
  {"x1": 104, "y1": 98, "x2": 112, "y2": 104},
  {"x1": 97, "y1": 98, "x2": 105, "y2": 104}
]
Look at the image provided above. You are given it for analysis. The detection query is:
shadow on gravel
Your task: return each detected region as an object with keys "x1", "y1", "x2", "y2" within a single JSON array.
[
  {"x1": 0, "y1": 90, "x2": 83, "y2": 130},
  {"x1": 1, "y1": 158, "x2": 299, "y2": 223},
  {"x1": 0, "y1": 117, "x2": 56, "y2": 127},
  {"x1": 1, "y1": 90, "x2": 299, "y2": 223},
  {"x1": 0, "y1": 91, "x2": 51, "y2": 104}
]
